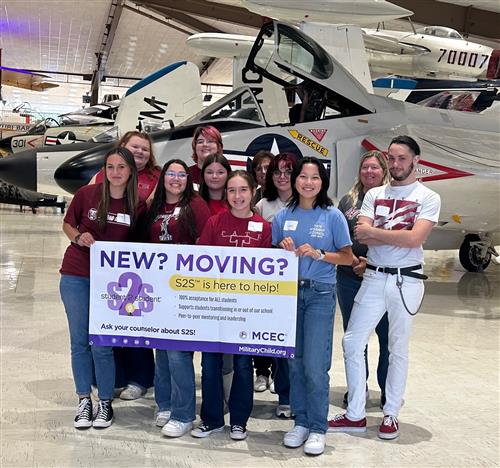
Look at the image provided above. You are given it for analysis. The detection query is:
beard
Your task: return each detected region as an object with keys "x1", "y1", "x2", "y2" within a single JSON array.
[{"x1": 390, "y1": 161, "x2": 414, "y2": 182}]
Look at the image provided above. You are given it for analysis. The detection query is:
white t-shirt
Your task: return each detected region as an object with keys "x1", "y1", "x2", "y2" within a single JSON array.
[
  {"x1": 255, "y1": 197, "x2": 287, "y2": 222},
  {"x1": 360, "y1": 181, "x2": 441, "y2": 267}
]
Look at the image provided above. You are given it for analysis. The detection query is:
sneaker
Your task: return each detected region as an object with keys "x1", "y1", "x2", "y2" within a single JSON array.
[
  {"x1": 283, "y1": 425, "x2": 309, "y2": 448},
  {"x1": 74, "y1": 397, "x2": 93, "y2": 429},
  {"x1": 254, "y1": 375, "x2": 268, "y2": 392},
  {"x1": 229, "y1": 424, "x2": 247, "y2": 440},
  {"x1": 276, "y1": 404, "x2": 292, "y2": 418},
  {"x1": 269, "y1": 380, "x2": 276, "y2": 394},
  {"x1": 120, "y1": 384, "x2": 146, "y2": 400},
  {"x1": 155, "y1": 410, "x2": 171, "y2": 427},
  {"x1": 161, "y1": 419, "x2": 193, "y2": 437},
  {"x1": 327, "y1": 414, "x2": 367, "y2": 433},
  {"x1": 304, "y1": 433, "x2": 326, "y2": 456},
  {"x1": 191, "y1": 422, "x2": 225, "y2": 438},
  {"x1": 378, "y1": 415, "x2": 399, "y2": 440},
  {"x1": 93, "y1": 400, "x2": 114, "y2": 429}
]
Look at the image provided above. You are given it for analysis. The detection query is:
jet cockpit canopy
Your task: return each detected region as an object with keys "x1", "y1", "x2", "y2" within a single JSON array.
[{"x1": 417, "y1": 26, "x2": 464, "y2": 40}]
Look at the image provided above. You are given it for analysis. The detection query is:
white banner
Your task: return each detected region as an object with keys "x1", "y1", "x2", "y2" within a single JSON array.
[{"x1": 89, "y1": 242, "x2": 298, "y2": 357}]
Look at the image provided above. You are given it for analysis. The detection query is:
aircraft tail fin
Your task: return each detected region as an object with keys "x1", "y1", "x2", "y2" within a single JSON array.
[{"x1": 114, "y1": 61, "x2": 202, "y2": 135}]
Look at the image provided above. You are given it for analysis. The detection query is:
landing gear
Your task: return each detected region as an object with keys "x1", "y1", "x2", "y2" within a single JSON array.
[{"x1": 459, "y1": 234, "x2": 497, "y2": 272}]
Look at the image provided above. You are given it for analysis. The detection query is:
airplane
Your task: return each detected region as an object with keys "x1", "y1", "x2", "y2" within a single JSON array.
[
  {"x1": 1, "y1": 21, "x2": 498, "y2": 272},
  {"x1": 364, "y1": 25, "x2": 500, "y2": 81},
  {"x1": 0, "y1": 66, "x2": 59, "y2": 92}
]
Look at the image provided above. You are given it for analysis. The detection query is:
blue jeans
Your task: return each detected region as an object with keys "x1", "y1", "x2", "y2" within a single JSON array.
[
  {"x1": 60, "y1": 275, "x2": 115, "y2": 400},
  {"x1": 337, "y1": 270, "x2": 389, "y2": 395},
  {"x1": 201, "y1": 352, "x2": 253, "y2": 427},
  {"x1": 289, "y1": 280, "x2": 335, "y2": 434},
  {"x1": 155, "y1": 349, "x2": 195, "y2": 423},
  {"x1": 273, "y1": 357, "x2": 290, "y2": 405},
  {"x1": 114, "y1": 347, "x2": 155, "y2": 389}
]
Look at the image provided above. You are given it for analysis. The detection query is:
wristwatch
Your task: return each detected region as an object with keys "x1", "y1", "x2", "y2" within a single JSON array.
[
  {"x1": 316, "y1": 249, "x2": 326, "y2": 261},
  {"x1": 73, "y1": 233, "x2": 82, "y2": 244}
]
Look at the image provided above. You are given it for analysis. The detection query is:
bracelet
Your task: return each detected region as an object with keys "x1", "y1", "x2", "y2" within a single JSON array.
[
  {"x1": 73, "y1": 233, "x2": 82, "y2": 244},
  {"x1": 316, "y1": 249, "x2": 326, "y2": 261}
]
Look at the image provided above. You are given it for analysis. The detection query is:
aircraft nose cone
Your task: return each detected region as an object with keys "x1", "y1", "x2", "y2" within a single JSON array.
[
  {"x1": 0, "y1": 149, "x2": 37, "y2": 191},
  {"x1": 54, "y1": 142, "x2": 113, "y2": 194}
]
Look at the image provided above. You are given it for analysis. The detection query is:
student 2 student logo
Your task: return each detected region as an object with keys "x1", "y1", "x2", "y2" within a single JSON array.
[{"x1": 104, "y1": 272, "x2": 155, "y2": 316}]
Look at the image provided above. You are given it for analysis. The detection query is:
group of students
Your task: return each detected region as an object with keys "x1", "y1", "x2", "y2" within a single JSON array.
[{"x1": 59, "y1": 125, "x2": 440, "y2": 456}]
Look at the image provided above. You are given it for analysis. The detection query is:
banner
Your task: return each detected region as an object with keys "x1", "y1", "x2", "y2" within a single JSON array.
[{"x1": 89, "y1": 242, "x2": 298, "y2": 358}]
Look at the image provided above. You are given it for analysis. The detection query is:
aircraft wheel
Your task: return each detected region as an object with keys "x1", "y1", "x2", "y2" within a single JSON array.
[{"x1": 459, "y1": 234, "x2": 491, "y2": 272}]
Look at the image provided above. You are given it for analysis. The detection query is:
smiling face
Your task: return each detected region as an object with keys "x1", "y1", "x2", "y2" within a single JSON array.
[
  {"x1": 163, "y1": 162, "x2": 188, "y2": 202},
  {"x1": 124, "y1": 135, "x2": 151, "y2": 171},
  {"x1": 295, "y1": 163, "x2": 322, "y2": 203},
  {"x1": 195, "y1": 137, "x2": 219, "y2": 168},
  {"x1": 226, "y1": 175, "x2": 254, "y2": 218},
  {"x1": 105, "y1": 154, "x2": 131, "y2": 190},
  {"x1": 203, "y1": 162, "x2": 228, "y2": 192},
  {"x1": 387, "y1": 143, "x2": 418, "y2": 184},
  {"x1": 272, "y1": 160, "x2": 293, "y2": 194},
  {"x1": 255, "y1": 157, "x2": 271, "y2": 187},
  {"x1": 359, "y1": 156, "x2": 385, "y2": 191}
]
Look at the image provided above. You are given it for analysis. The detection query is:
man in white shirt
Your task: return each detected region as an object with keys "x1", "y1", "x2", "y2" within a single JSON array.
[{"x1": 328, "y1": 135, "x2": 441, "y2": 440}]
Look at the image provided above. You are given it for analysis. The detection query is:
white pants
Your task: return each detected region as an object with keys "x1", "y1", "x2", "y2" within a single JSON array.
[{"x1": 342, "y1": 269, "x2": 424, "y2": 420}]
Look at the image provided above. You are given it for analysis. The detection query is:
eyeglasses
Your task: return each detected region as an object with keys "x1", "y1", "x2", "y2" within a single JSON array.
[
  {"x1": 165, "y1": 171, "x2": 188, "y2": 179},
  {"x1": 272, "y1": 169, "x2": 293, "y2": 178},
  {"x1": 196, "y1": 139, "x2": 218, "y2": 145}
]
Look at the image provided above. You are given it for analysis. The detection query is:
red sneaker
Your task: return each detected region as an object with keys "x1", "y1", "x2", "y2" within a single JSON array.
[
  {"x1": 327, "y1": 414, "x2": 367, "y2": 433},
  {"x1": 378, "y1": 415, "x2": 399, "y2": 440}
]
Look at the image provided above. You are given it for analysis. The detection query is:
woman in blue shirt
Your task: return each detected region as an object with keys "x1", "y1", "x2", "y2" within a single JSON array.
[{"x1": 272, "y1": 156, "x2": 352, "y2": 456}]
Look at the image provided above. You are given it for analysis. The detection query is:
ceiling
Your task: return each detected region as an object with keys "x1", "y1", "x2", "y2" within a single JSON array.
[{"x1": 0, "y1": 0, "x2": 499, "y2": 116}]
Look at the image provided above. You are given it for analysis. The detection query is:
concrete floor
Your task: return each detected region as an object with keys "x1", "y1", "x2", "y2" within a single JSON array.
[{"x1": 1, "y1": 204, "x2": 499, "y2": 467}]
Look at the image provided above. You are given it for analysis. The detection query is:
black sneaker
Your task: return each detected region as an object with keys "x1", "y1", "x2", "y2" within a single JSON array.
[
  {"x1": 191, "y1": 422, "x2": 225, "y2": 438},
  {"x1": 230, "y1": 424, "x2": 247, "y2": 440},
  {"x1": 93, "y1": 400, "x2": 114, "y2": 429},
  {"x1": 74, "y1": 397, "x2": 92, "y2": 429}
]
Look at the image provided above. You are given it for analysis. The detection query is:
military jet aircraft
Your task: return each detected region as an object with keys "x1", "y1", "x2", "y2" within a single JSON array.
[{"x1": 1, "y1": 21, "x2": 498, "y2": 272}]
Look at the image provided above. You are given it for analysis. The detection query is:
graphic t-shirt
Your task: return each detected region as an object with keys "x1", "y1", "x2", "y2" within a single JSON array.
[
  {"x1": 361, "y1": 181, "x2": 441, "y2": 267},
  {"x1": 149, "y1": 196, "x2": 211, "y2": 244},
  {"x1": 272, "y1": 205, "x2": 351, "y2": 284},
  {"x1": 60, "y1": 184, "x2": 145, "y2": 277},
  {"x1": 198, "y1": 210, "x2": 272, "y2": 248},
  {"x1": 95, "y1": 167, "x2": 160, "y2": 202}
]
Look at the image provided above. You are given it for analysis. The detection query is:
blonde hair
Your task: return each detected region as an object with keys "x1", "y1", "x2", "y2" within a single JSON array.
[{"x1": 347, "y1": 150, "x2": 389, "y2": 206}]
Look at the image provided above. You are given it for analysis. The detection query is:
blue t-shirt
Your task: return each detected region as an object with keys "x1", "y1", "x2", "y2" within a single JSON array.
[{"x1": 272, "y1": 205, "x2": 352, "y2": 284}]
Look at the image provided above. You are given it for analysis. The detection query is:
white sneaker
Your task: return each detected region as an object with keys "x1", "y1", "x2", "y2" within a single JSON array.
[
  {"x1": 155, "y1": 410, "x2": 171, "y2": 427},
  {"x1": 120, "y1": 384, "x2": 146, "y2": 400},
  {"x1": 304, "y1": 433, "x2": 326, "y2": 456},
  {"x1": 276, "y1": 404, "x2": 292, "y2": 418},
  {"x1": 161, "y1": 419, "x2": 193, "y2": 438},
  {"x1": 283, "y1": 425, "x2": 309, "y2": 448},
  {"x1": 254, "y1": 375, "x2": 268, "y2": 392}
]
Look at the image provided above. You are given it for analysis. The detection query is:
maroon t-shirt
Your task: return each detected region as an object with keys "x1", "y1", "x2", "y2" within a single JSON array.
[
  {"x1": 60, "y1": 184, "x2": 145, "y2": 277},
  {"x1": 149, "y1": 195, "x2": 211, "y2": 244},
  {"x1": 198, "y1": 210, "x2": 272, "y2": 248},
  {"x1": 188, "y1": 164, "x2": 202, "y2": 186},
  {"x1": 207, "y1": 198, "x2": 228, "y2": 216},
  {"x1": 94, "y1": 167, "x2": 160, "y2": 202}
]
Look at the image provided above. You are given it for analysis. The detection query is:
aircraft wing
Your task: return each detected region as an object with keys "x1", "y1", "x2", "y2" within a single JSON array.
[
  {"x1": 0, "y1": 66, "x2": 58, "y2": 91},
  {"x1": 362, "y1": 31, "x2": 429, "y2": 55}
]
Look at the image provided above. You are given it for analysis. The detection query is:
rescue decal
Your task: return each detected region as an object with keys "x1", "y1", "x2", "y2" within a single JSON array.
[
  {"x1": 288, "y1": 129, "x2": 328, "y2": 157},
  {"x1": 308, "y1": 128, "x2": 327, "y2": 142}
]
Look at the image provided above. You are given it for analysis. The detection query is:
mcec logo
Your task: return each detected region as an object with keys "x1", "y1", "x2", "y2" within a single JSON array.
[{"x1": 252, "y1": 331, "x2": 285, "y2": 342}]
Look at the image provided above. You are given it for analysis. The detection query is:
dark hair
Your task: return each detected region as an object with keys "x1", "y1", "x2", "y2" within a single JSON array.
[
  {"x1": 262, "y1": 152, "x2": 298, "y2": 201},
  {"x1": 97, "y1": 147, "x2": 138, "y2": 231},
  {"x1": 191, "y1": 125, "x2": 223, "y2": 163},
  {"x1": 146, "y1": 159, "x2": 199, "y2": 241},
  {"x1": 199, "y1": 153, "x2": 231, "y2": 202},
  {"x1": 118, "y1": 131, "x2": 159, "y2": 174},
  {"x1": 389, "y1": 135, "x2": 421, "y2": 157},
  {"x1": 250, "y1": 150, "x2": 274, "y2": 182},
  {"x1": 288, "y1": 156, "x2": 333, "y2": 210},
  {"x1": 226, "y1": 170, "x2": 257, "y2": 212}
]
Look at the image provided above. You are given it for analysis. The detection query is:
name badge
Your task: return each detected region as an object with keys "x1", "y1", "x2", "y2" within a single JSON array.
[
  {"x1": 115, "y1": 213, "x2": 131, "y2": 225},
  {"x1": 284, "y1": 220, "x2": 298, "y2": 231},
  {"x1": 248, "y1": 221, "x2": 263, "y2": 232},
  {"x1": 375, "y1": 205, "x2": 390, "y2": 217},
  {"x1": 173, "y1": 207, "x2": 181, "y2": 216}
]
